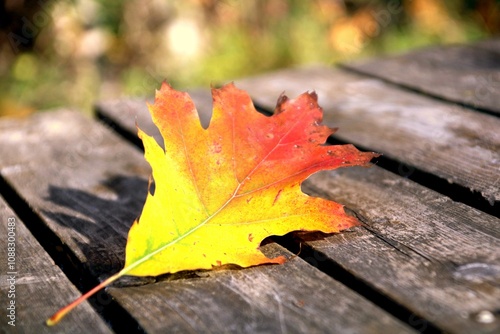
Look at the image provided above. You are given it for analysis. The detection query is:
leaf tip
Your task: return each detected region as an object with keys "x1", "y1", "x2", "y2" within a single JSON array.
[
  {"x1": 273, "y1": 93, "x2": 289, "y2": 115},
  {"x1": 159, "y1": 80, "x2": 172, "y2": 91},
  {"x1": 307, "y1": 90, "x2": 318, "y2": 102}
]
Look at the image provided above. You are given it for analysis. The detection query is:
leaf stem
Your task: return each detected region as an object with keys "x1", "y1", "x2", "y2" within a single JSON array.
[{"x1": 45, "y1": 269, "x2": 125, "y2": 326}]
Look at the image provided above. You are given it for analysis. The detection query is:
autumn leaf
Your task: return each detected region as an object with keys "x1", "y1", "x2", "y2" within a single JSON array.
[{"x1": 47, "y1": 82, "x2": 377, "y2": 325}]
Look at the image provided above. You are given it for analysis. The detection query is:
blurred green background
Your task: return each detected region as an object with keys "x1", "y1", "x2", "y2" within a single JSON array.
[{"x1": 0, "y1": 0, "x2": 498, "y2": 117}]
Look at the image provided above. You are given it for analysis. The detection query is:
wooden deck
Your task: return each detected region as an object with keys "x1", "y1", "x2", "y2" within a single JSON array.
[{"x1": 1, "y1": 39, "x2": 499, "y2": 333}]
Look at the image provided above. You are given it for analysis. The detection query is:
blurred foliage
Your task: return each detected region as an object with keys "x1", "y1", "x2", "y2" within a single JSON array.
[{"x1": 0, "y1": 0, "x2": 498, "y2": 117}]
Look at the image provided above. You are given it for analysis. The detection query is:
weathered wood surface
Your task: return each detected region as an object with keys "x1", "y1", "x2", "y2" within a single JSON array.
[
  {"x1": 0, "y1": 111, "x2": 149, "y2": 280},
  {"x1": 304, "y1": 168, "x2": 500, "y2": 334},
  {"x1": 343, "y1": 40, "x2": 500, "y2": 114},
  {"x1": 232, "y1": 66, "x2": 500, "y2": 205},
  {"x1": 0, "y1": 196, "x2": 112, "y2": 333},
  {"x1": 111, "y1": 243, "x2": 414, "y2": 334},
  {"x1": 98, "y1": 97, "x2": 500, "y2": 333},
  {"x1": 0, "y1": 111, "x2": 413, "y2": 333}
]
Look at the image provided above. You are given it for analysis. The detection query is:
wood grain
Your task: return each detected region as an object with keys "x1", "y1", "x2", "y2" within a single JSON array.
[
  {"x1": 0, "y1": 196, "x2": 112, "y2": 333},
  {"x1": 233, "y1": 66, "x2": 500, "y2": 205},
  {"x1": 0, "y1": 111, "x2": 150, "y2": 280},
  {"x1": 343, "y1": 41, "x2": 500, "y2": 114},
  {"x1": 0, "y1": 111, "x2": 412, "y2": 333},
  {"x1": 302, "y1": 167, "x2": 500, "y2": 334},
  {"x1": 112, "y1": 243, "x2": 414, "y2": 334}
]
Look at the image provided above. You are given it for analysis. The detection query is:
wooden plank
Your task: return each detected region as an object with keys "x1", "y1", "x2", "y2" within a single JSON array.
[
  {"x1": 0, "y1": 196, "x2": 112, "y2": 333},
  {"x1": 343, "y1": 41, "x2": 500, "y2": 114},
  {"x1": 98, "y1": 95, "x2": 500, "y2": 333},
  {"x1": 111, "y1": 243, "x2": 414, "y2": 334},
  {"x1": 0, "y1": 111, "x2": 414, "y2": 333},
  {"x1": 0, "y1": 111, "x2": 149, "y2": 280},
  {"x1": 302, "y1": 166, "x2": 500, "y2": 334},
  {"x1": 232, "y1": 66, "x2": 500, "y2": 205}
]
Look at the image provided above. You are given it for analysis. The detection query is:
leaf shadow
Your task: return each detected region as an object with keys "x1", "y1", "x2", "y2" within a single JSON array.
[
  {"x1": 43, "y1": 175, "x2": 150, "y2": 283},
  {"x1": 42, "y1": 174, "x2": 225, "y2": 287}
]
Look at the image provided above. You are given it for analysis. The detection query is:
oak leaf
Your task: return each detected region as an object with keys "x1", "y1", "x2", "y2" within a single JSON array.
[{"x1": 47, "y1": 82, "x2": 377, "y2": 325}]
